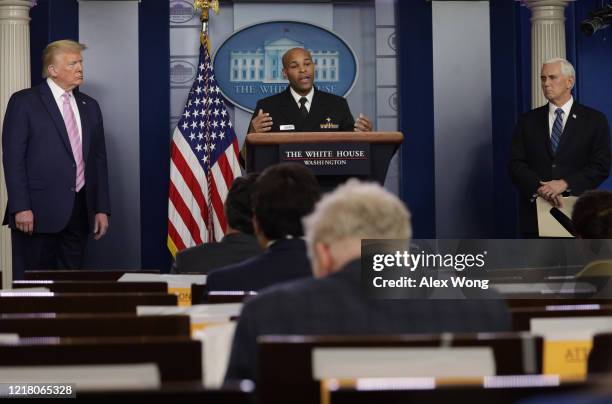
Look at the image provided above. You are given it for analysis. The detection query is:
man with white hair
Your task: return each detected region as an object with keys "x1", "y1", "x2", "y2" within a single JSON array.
[
  {"x1": 509, "y1": 58, "x2": 611, "y2": 237},
  {"x1": 224, "y1": 180, "x2": 511, "y2": 381}
]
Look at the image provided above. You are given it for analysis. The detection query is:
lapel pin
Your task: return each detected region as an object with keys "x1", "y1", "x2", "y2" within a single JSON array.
[{"x1": 572, "y1": 114, "x2": 577, "y2": 119}]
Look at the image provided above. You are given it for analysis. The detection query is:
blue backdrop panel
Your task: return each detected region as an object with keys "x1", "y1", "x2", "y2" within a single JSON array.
[
  {"x1": 397, "y1": 1, "x2": 435, "y2": 238},
  {"x1": 29, "y1": 0, "x2": 79, "y2": 87},
  {"x1": 140, "y1": 0, "x2": 172, "y2": 271},
  {"x1": 573, "y1": 2, "x2": 612, "y2": 191},
  {"x1": 490, "y1": 0, "x2": 521, "y2": 237}
]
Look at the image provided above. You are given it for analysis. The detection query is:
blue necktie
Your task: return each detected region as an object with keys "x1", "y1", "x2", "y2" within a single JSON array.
[{"x1": 551, "y1": 108, "x2": 564, "y2": 153}]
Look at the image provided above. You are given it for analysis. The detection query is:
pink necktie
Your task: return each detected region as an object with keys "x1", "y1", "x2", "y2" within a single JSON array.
[{"x1": 61, "y1": 92, "x2": 85, "y2": 192}]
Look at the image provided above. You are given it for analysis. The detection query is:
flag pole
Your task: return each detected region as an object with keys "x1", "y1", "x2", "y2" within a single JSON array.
[
  {"x1": 194, "y1": 0, "x2": 219, "y2": 241},
  {"x1": 168, "y1": 0, "x2": 241, "y2": 254}
]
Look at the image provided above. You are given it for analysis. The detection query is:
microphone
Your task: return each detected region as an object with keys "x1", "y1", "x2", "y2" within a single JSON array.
[{"x1": 549, "y1": 207, "x2": 577, "y2": 237}]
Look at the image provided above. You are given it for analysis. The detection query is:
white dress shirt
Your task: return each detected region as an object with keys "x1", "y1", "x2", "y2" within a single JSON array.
[{"x1": 47, "y1": 77, "x2": 83, "y2": 141}]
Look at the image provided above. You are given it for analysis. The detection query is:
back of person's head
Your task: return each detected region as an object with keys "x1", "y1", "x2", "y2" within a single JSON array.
[
  {"x1": 225, "y1": 173, "x2": 259, "y2": 234},
  {"x1": 572, "y1": 190, "x2": 612, "y2": 238},
  {"x1": 304, "y1": 179, "x2": 411, "y2": 275},
  {"x1": 252, "y1": 163, "x2": 321, "y2": 240}
]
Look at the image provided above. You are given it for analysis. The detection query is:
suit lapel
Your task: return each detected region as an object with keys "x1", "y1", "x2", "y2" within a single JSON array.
[
  {"x1": 73, "y1": 89, "x2": 91, "y2": 164},
  {"x1": 540, "y1": 105, "x2": 554, "y2": 158},
  {"x1": 304, "y1": 88, "x2": 326, "y2": 131},
  {"x1": 557, "y1": 102, "x2": 578, "y2": 153},
  {"x1": 38, "y1": 82, "x2": 73, "y2": 155},
  {"x1": 277, "y1": 88, "x2": 302, "y2": 130}
]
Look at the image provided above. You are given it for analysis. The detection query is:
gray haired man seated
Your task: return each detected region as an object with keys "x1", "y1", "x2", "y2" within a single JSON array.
[{"x1": 224, "y1": 180, "x2": 511, "y2": 381}]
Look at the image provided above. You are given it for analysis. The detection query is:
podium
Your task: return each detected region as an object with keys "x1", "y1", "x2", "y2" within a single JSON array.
[{"x1": 245, "y1": 132, "x2": 403, "y2": 189}]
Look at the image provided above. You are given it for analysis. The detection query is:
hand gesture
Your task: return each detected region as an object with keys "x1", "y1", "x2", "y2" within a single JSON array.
[
  {"x1": 249, "y1": 109, "x2": 273, "y2": 133},
  {"x1": 354, "y1": 113, "x2": 373, "y2": 132}
]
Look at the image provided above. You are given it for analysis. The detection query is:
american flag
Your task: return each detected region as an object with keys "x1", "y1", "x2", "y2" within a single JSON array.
[{"x1": 167, "y1": 39, "x2": 242, "y2": 257}]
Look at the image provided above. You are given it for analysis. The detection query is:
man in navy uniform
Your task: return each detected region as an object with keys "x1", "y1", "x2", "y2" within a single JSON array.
[{"x1": 248, "y1": 47, "x2": 373, "y2": 134}]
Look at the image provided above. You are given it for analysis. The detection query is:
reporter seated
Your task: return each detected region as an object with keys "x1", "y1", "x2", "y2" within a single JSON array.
[
  {"x1": 172, "y1": 174, "x2": 262, "y2": 274},
  {"x1": 206, "y1": 163, "x2": 321, "y2": 291},
  {"x1": 224, "y1": 180, "x2": 511, "y2": 381},
  {"x1": 572, "y1": 190, "x2": 612, "y2": 238}
]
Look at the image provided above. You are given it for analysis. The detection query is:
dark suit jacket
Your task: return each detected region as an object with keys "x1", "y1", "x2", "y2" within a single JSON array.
[
  {"x1": 509, "y1": 102, "x2": 611, "y2": 235},
  {"x1": 225, "y1": 259, "x2": 512, "y2": 381},
  {"x1": 206, "y1": 238, "x2": 311, "y2": 292},
  {"x1": 172, "y1": 232, "x2": 262, "y2": 274},
  {"x1": 2, "y1": 82, "x2": 111, "y2": 233},
  {"x1": 251, "y1": 87, "x2": 355, "y2": 133}
]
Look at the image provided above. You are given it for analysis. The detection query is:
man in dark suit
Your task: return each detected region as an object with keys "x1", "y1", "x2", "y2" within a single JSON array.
[
  {"x1": 247, "y1": 47, "x2": 372, "y2": 134},
  {"x1": 2, "y1": 40, "x2": 110, "y2": 280},
  {"x1": 509, "y1": 58, "x2": 611, "y2": 237},
  {"x1": 172, "y1": 174, "x2": 262, "y2": 274},
  {"x1": 225, "y1": 180, "x2": 511, "y2": 381},
  {"x1": 206, "y1": 163, "x2": 321, "y2": 291}
]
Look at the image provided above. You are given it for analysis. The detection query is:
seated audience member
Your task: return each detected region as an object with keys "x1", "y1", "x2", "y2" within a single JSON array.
[
  {"x1": 206, "y1": 163, "x2": 321, "y2": 291},
  {"x1": 224, "y1": 180, "x2": 511, "y2": 381},
  {"x1": 571, "y1": 190, "x2": 612, "y2": 238},
  {"x1": 172, "y1": 174, "x2": 262, "y2": 274},
  {"x1": 572, "y1": 190, "x2": 612, "y2": 299}
]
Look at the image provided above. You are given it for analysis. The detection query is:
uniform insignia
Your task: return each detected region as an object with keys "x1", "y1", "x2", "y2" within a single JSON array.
[{"x1": 320, "y1": 117, "x2": 339, "y2": 129}]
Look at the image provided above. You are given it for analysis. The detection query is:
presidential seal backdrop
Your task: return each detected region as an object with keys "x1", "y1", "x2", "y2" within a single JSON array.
[{"x1": 212, "y1": 20, "x2": 358, "y2": 113}]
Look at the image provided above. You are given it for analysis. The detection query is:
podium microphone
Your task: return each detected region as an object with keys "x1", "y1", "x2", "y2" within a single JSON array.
[{"x1": 549, "y1": 207, "x2": 577, "y2": 237}]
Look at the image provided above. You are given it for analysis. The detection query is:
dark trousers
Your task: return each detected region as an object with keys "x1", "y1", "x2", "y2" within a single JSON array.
[{"x1": 11, "y1": 190, "x2": 89, "y2": 280}]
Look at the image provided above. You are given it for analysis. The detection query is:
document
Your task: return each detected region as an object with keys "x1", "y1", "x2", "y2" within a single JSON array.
[{"x1": 536, "y1": 196, "x2": 577, "y2": 238}]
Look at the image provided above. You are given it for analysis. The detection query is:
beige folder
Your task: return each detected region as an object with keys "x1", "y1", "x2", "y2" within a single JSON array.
[{"x1": 536, "y1": 196, "x2": 577, "y2": 238}]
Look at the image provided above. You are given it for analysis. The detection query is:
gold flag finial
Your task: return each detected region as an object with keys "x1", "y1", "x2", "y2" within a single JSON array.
[
  {"x1": 194, "y1": 0, "x2": 220, "y2": 48},
  {"x1": 194, "y1": 0, "x2": 219, "y2": 21}
]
